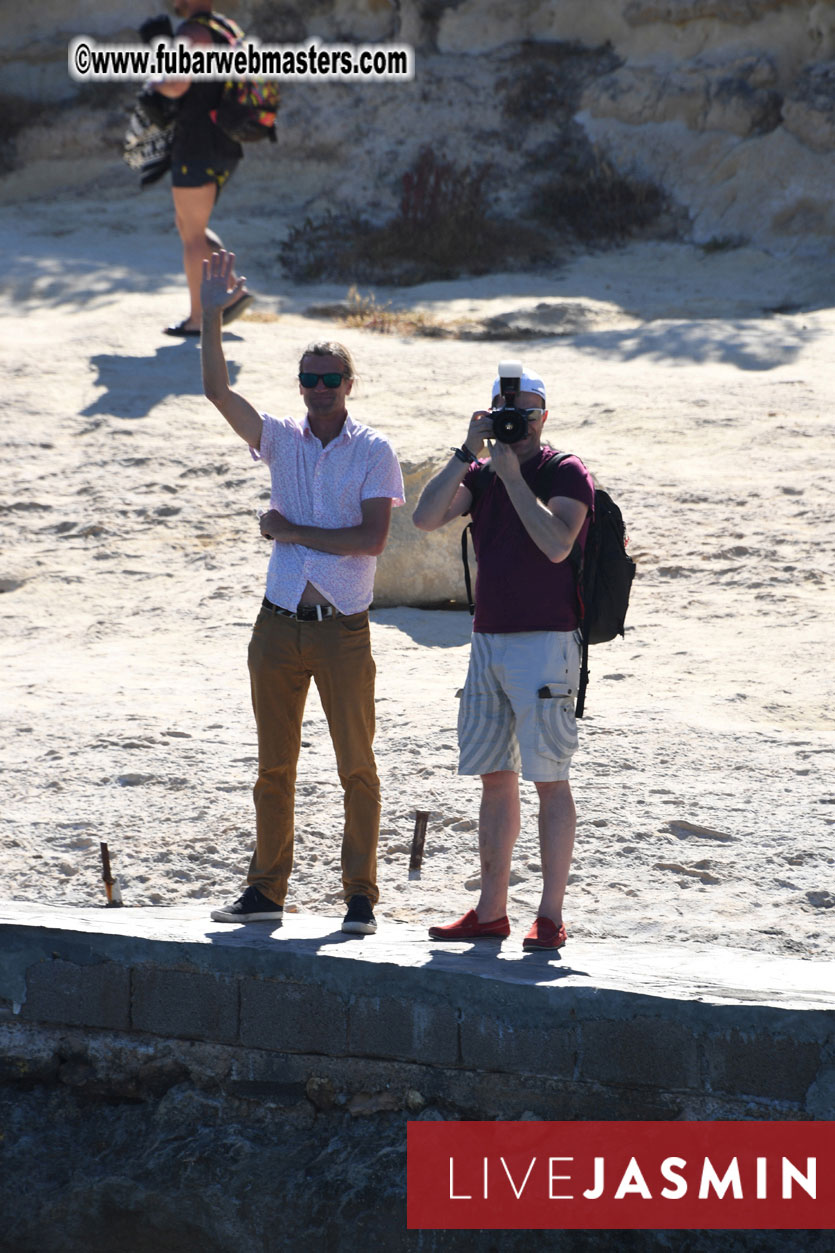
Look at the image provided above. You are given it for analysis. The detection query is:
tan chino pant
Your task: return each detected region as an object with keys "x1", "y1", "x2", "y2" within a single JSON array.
[{"x1": 246, "y1": 606, "x2": 380, "y2": 906}]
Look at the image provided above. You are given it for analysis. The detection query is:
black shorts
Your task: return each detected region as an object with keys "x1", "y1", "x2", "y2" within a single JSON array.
[{"x1": 171, "y1": 156, "x2": 239, "y2": 196}]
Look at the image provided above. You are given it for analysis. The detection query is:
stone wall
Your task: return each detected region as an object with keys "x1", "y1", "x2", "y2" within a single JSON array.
[{"x1": 1, "y1": 907, "x2": 833, "y2": 1248}]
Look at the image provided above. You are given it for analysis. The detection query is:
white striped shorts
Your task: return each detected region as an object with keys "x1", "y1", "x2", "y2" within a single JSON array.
[{"x1": 457, "y1": 630, "x2": 581, "y2": 782}]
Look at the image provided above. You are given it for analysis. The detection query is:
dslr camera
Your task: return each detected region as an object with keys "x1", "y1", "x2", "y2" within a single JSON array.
[{"x1": 490, "y1": 360, "x2": 537, "y2": 444}]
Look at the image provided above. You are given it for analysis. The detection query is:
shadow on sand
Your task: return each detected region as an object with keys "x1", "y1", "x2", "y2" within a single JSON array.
[{"x1": 82, "y1": 340, "x2": 243, "y2": 420}]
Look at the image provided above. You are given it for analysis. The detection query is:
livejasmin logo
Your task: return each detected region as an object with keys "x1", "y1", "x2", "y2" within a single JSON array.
[
  {"x1": 448, "y1": 1153, "x2": 816, "y2": 1202},
  {"x1": 407, "y1": 1122, "x2": 835, "y2": 1231}
]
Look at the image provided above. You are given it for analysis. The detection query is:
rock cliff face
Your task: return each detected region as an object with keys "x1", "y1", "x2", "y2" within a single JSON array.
[{"x1": 2, "y1": 0, "x2": 834, "y2": 255}]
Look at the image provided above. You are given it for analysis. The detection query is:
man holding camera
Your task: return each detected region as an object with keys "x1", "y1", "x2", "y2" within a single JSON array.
[
  {"x1": 201, "y1": 250, "x2": 404, "y2": 935},
  {"x1": 413, "y1": 365, "x2": 594, "y2": 949}
]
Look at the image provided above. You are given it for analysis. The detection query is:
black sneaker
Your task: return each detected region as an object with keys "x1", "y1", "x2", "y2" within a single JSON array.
[
  {"x1": 341, "y1": 894, "x2": 377, "y2": 935},
  {"x1": 210, "y1": 885, "x2": 283, "y2": 923}
]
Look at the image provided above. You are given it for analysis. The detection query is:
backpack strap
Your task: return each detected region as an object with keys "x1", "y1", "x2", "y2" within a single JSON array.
[
  {"x1": 575, "y1": 631, "x2": 590, "y2": 719},
  {"x1": 459, "y1": 462, "x2": 489, "y2": 615},
  {"x1": 533, "y1": 448, "x2": 581, "y2": 503},
  {"x1": 536, "y1": 450, "x2": 592, "y2": 718},
  {"x1": 461, "y1": 522, "x2": 476, "y2": 616}
]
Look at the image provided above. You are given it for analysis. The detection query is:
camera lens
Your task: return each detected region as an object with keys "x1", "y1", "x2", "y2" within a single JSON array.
[{"x1": 491, "y1": 407, "x2": 529, "y2": 444}]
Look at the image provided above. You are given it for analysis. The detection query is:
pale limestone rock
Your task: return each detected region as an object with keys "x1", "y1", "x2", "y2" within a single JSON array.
[
  {"x1": 781, "y1": 58, "x2": 835, "y2": 151},
  {"x1": 0, "y1": 0, "x2": 135, "y2": 48},
  {"x1": 436, "y1": 0, "x2": 631, "y2": 56},
  {"x1": 18, "y1": 108, "x2": 127, "y2": 163},
  {"x1": 809, "y1": 1, "x2": 835, "y2": 59},
  {"x1": 435, "y1": 0, "x2": 826, "y2": 82},
  {"x1": 577, "y1": 109, "x2": 835, "y2": 252},
  {"x1": 624, "y1": 0, "x2": 786, "y2": 26},
  {"x1": 584, "y1": 54, "x2": 781, "y2": 137},
  {"x1": 373, "y1": 457, "x2": 470, "y2": 608},
  {"x1": 1, "y1": 1, "x2": 137, "y2": 101},
  {"x1": 307, "y1": 0, "x2": 397, "y2": 42},
  {"x1": 3, "y1": 0, "x2": 834, "y2": 258}
]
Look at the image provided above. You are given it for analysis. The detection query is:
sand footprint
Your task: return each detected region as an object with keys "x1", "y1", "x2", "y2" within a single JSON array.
[
  {"x1": 666, "y1": 820, "x2": 733, "y2": 842},
  {"x1": 654, "y1": 861, "x2": 722, "y2": 884}
]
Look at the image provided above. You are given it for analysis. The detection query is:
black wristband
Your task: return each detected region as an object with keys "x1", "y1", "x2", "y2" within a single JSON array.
[{"x1": 452, "y1": 445, "x2": 476, "y2": 464}]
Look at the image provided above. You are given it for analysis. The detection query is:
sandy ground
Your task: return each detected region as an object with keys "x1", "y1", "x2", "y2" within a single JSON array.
[{"x1": 1, "y1": 160, "x2": 834, "y2": 961}]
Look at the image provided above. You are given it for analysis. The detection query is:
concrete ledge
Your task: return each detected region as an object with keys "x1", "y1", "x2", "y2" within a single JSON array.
[
  {"x1": 240, "y1": 976, "x2": 348, "y2": 1054},
  {"x1": 132, "y1": 966, "x2": 239, "y2": 1044},
  {"x1": 21, "y1": 956, "x2": 130, "y2": 1032},
  {"x1": 348, "y1": 994, "x2": 460, "y2": 1066},
  {"x1": 1, "y1": 902, "x2": 833, "y2": 1119},
  {"x1": 460, "y1": 1014, "x2": 577, "y2": 1080}
]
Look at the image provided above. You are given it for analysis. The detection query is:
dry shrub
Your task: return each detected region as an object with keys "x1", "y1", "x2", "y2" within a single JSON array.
[
  {"x1": 0, "y1": 92, "x2": 50, "y2": 174},
  {"x1": 501, "y1": 40, "x2": 620, "y2": 124},
  {"x1": 339, "y1": 287, "x2": 446, "y2": 335},
  {"x1": 533, "y1": 152, "x2": 668, "y2": 244},
  {"x1": 280, "y1": 148, "x2": 539, "y2": 285}
]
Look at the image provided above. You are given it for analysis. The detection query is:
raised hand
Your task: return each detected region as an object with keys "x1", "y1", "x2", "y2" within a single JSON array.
[{"x1": 201, "y1": 249, "x2": 246, "y2": 316}]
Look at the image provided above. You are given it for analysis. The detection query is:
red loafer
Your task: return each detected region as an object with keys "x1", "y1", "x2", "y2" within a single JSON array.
[
  {"x1": 428, "y1": 909, "x2": 510, "y2": 940},
  {"x1": 523, "y1": 916, "x2": 567, "y2": 950}
]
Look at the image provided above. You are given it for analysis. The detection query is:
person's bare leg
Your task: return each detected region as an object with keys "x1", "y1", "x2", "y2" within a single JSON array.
[
  {"x1": 171, "y1": 183, "x2": 238, "y2": 329},
  {"x1": 534, "y1": 779, "x2": 576, "y2": 925},
  {"x1": 474, "y1": 770, "x2": 520, "y2": 921}
]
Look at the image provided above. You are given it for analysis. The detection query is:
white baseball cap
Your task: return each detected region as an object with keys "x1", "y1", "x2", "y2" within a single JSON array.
[{"x1": 491, "y1": 365, "x2": 546, "y2": 407}]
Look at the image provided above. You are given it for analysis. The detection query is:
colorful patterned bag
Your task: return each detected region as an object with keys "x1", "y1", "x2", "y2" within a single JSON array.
[{"x1": 194, "y1": 13, "x2": 280, "y2": 143}]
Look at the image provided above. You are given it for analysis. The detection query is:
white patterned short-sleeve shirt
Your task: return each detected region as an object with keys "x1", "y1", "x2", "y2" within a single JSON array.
[{"x1": 255, "y1": 412, "x2": 405, "y2": 614}]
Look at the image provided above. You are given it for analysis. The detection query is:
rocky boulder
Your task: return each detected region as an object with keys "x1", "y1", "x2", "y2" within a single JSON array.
[
  {"x1": 782, "y1": 57, "x2": 835, "y2": 150},
  {"x1": 583, "y1": 52, "x2": 782, "y2": 136},
  {"x1": 374, "y1": 457, "x2": 470, "y2": 608}
]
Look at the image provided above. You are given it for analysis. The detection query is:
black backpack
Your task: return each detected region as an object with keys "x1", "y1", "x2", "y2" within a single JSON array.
[{"x1": 461, "y1": 450, "x2": 636, "y2": 717}]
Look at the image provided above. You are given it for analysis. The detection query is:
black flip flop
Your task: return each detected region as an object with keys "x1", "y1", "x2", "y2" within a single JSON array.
[
  {"x1": 222, "y1": 292, "x2": 254, "y2": 325},
  {"x1": 163, "y1": 320, "x2": 201, "y2": 337}
]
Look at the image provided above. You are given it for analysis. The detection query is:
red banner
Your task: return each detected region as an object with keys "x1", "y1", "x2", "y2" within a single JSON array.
[{"x1": 407, "y1": 1121, "x2": 835, "y2": 1229}]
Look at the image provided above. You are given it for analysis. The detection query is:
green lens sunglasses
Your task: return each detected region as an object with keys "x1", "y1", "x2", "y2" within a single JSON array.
[{"x1": 298, "y1": 371, "x2": 347, "y2": 389}]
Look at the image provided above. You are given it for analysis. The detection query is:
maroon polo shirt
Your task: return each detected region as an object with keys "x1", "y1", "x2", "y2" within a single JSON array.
[{"x1": 463, "y1": 447, "x2": 594, "y2": 633}]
